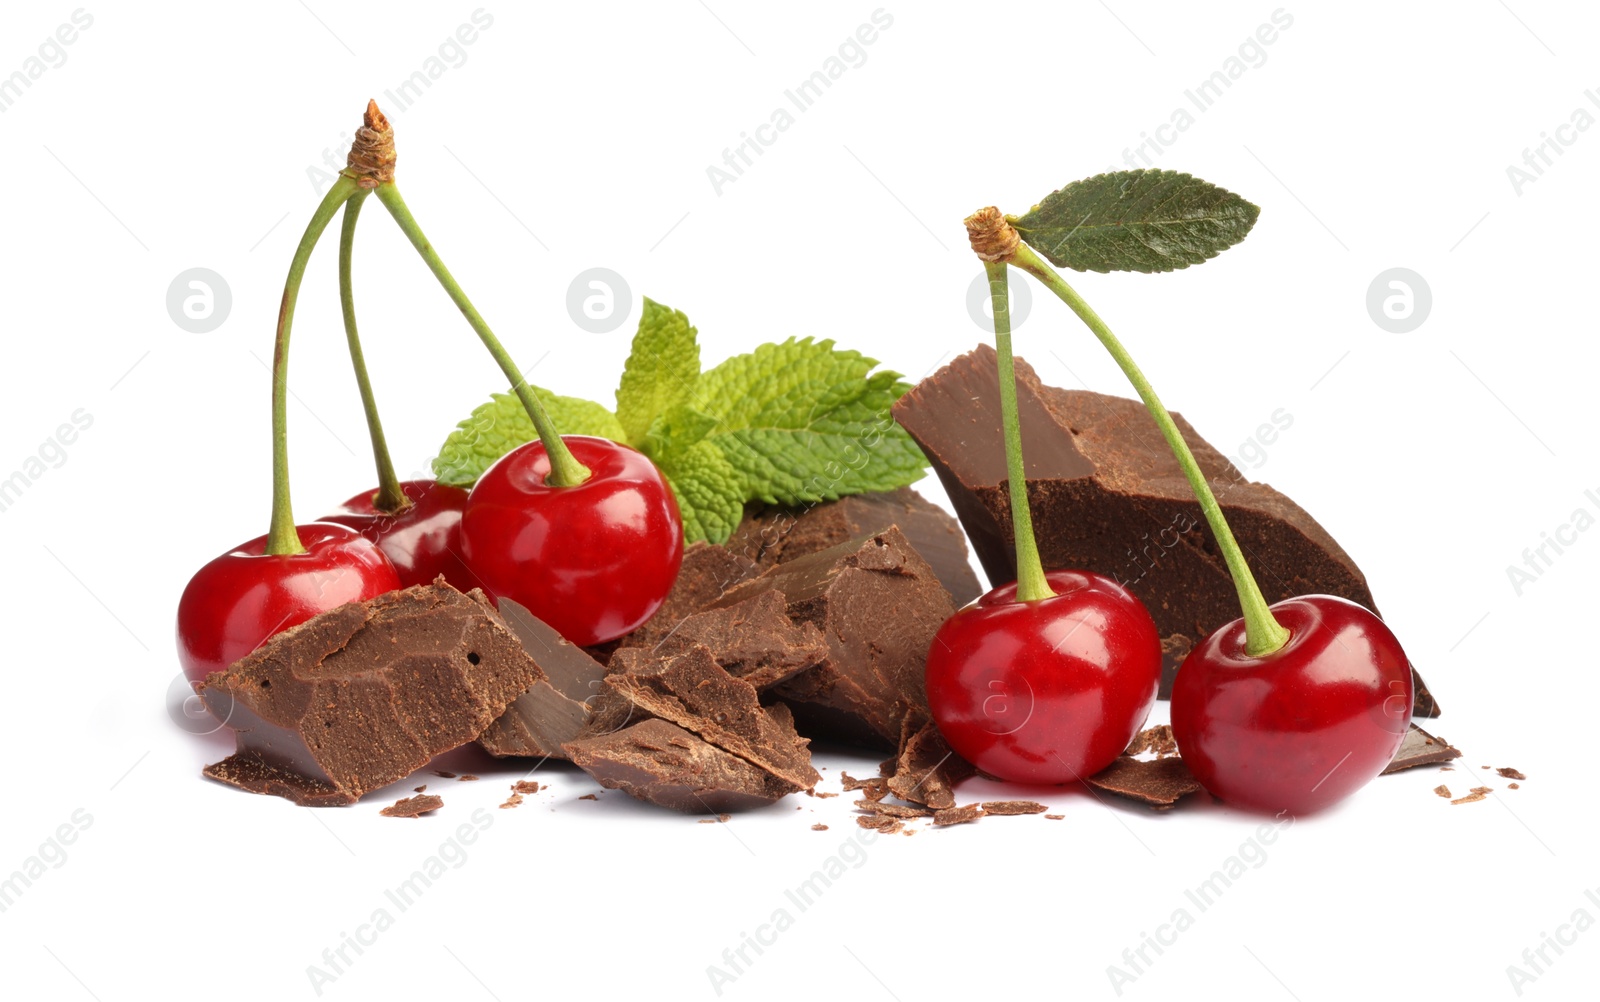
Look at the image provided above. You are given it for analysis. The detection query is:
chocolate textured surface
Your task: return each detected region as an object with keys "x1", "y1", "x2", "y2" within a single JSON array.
[
  {"x1": 730, "y1": 488, "x2": 983, "y2": 608},
  {"x1": 881, "y1": 718, "x2": 974, "y2": 810},
  {"x1": 478, "y1": 600, "x2": 607, "y2": 759},
  {"x1": 200, "y1": 583, "x2": 545, "y2": 806},
  {"x1": 714, "y1": 527, "x2": 956, "y2": 747},
  {"x1": 1084, "y1": 755, "x2": 1206, "y2": 808},
  {"x1": 1382, "y1": 724, "x2": 1464, "y2": 775},
  {"x1": 608, "y1": 591, "x2": 829, "y2": 692},
  {"x1": 564, "y1": 719, "x2": 798, "y2": 813},
  {"x1": 893, "y1": 346, "x2": 1438, "y2": 715},
  {"x1": 607, "y1": 542, "x2": 761, "y2": 654}
]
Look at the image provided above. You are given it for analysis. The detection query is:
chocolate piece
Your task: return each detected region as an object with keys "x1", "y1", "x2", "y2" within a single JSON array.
[
  {"x1": 980, "y1": 800, "x2": 1048, "y2": 816},
  {"x1": 856, "y1": 815, "x2": 904, "y2": 834},
  {"x1": 564, "y1": 719, "x2": 797, "y2": 813},
  {"x1": 381, "y1": 794, "x2": 443, "y2": 818},
  {"x1": 731, "y1": 488, "x2": 983, "y2": 607},
  {"x1": 435, "y1": 770, "x2": 457, "y2": 779},
  {"x1": 812, "y1": 823, "x2": 830, "y2": 831},
  {"x1": 1433, "y1": 785, "x2": 1451, "y2": 799},
  {"x1": 499, "y1": 793, "x2": 524, "y2": 809},
  {"x1": 1045, "y1": 814, "x2": 1065, "y2": 820},
  {"x1": 1497, "y1": 767, "x2": 1526, "y2": 780},
  {"x1": 1508, "y1": 782, "x2": 1520, "y2": 790},
  {"x1": 608, "y1": 542, "x2": 762, "y2": 654},
  {"x1": 1451, "y1": 786, "x2": 1493, "y2": 805},
  {"x1": 608, "y1": 591, "x2": 829, "y2": 691},
  {"x1": 714, "y1": 528, "x2": 956, "y2": 747},
  {"x1": 578, "y1": 793, "x2": 598, "y2": 801},
  {"x1": 414, "y1": 785, "x2": 427, "y2": 793},
  {"x1": 458, "y1": 775, "x2": 479, "y2": 781},
  {"x1": 1382, "y1": 724, "x2": 1464, "y2": 775},
  {"x1": 1084, "y1": 756, "x2": 1205, "y2": 809},
  {"x1": 1124, "y1": 724, "x2": 1179, "y2": 759},
  {"x1": 582, "y1": 645, "x2": 820, "y2": 792},
  {"x1": 933, "y1": 804, "x2": 983, "y2": 826},
  {"x1": 854, "y1": 800, "x2": 932, "y2": 818},
  {"x1": 893, "y1": 346, "x2": 1439, "y2": 716},
  {"x1": 882, "y1": 718, "x2": 975, "y2": 810},
  {"x1": 478, "y1": 600, "x2": 608, "y2": 760},
  {"x1": 200, "y1": 583, "x2": 545, "y2": 806},
  {"x1": 511, "y1": 780, "x2": 541, "y2": 795}
]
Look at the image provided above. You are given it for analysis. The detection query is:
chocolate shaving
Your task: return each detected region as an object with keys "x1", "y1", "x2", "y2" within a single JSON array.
[
  {"x1": 1496, "y1": 767, "x2": 1526, "y2": 780},
  {"x1": 381, "y1": 794, "x2": 443, "y2": 818},
  {"x1": 856, "y1": 815, "x2": 904, "y2": 834},
  {"x1": 1451, "y1": 786, "x2": 1493, "y2": 805},
  {"x1": 1433, "y1": 785, "x2": 1451, "y2": 799},
  {"x1": 932, "y1": 804, "x2": 983, "y2": 826},
  {"x1": 1084, "y1": 756, "x2": 1205, "y2": 809},
  {"x1": 882, "y1": 718, "x2": 974, "y2": 809},
  {"x1": 499, "y1": 793, "x2": 524, "y2": 809},
  {"x1": 980, "y1": 800, "x2": 1048, "y2": 816}
]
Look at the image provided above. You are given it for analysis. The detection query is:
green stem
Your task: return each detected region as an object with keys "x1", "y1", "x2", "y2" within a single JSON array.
[
  {"x1": 986, "y1": 261, "x2": 1055, "y2": 602},
  {"x1": 267, "y1": 174, "x2": 363, "y2": 555},
  {"x1": 1009, "y1": 242, "x2": 1290, "y2": 656},
  {"x1": 372, "y1": 182, "x2": 590, "y2": 487},
  {"x1": 338, "y1": 190, "x2": 408, "y2": 514}
]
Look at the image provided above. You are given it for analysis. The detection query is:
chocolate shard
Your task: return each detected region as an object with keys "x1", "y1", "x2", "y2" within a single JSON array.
[
  {"x1": 199, "y1": 583, "x2": 545, "y2": 806},
  {"x1": 1381, "y1": 724, "x2": 1464, "y2": 775},
  {"x1": 713, "y1": 527, "x2": 956, "y2": 747},
  {"x1": 380, "y1": 794, "x2": 443, "y2": 818},
  {"x1": 729, "y1": 488, "x2": 983, "y2": 608},
  {"x1": 580, "y1": 645, "x2": 820, "y2": 793},
  {"x1": 881, "y1": 718, "x2": 975, "y2": 810},
  {"x1": 1084, "y1": 756, "x2": 1206, "y2": 809},
  {"x1": 932, "y1": 804, "x2": 984, "y2": 826},
  {"x1": 893, "y1": 345, "x2": 1439, "y2": 717},
  {"x1": 477, "y1": 600, "x2": 607, "y2": 760},
  {"x1": 608, "y1": 591, "x2": 829, "y2": 692},
  {"x1": 980, "y1": 800, "x2": 1048, "y2": 816},
  {"x1": 564, "y1": 718, "x2": 796, "y2": 813},
  {"x1": 604, "y1": 542, "x2": 762, "y2": 656}
]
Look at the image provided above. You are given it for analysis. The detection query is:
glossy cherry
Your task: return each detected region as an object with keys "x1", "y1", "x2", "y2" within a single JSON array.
[
  {"x1": 926, "y1": 569, "x2": 1162, "y2": 784},
  {"x1": 461, "y1": 435, "x2": 683, "y2": 646},
  {"x1": 1170, "y1": 595, "x2": 1413, "y2": 815},
  {"x1": 320, "y1": 479, "x2": 479, "y2": 591},
  {"x1": 176, "y1": 522, "x2": 400, "y2": 685}
]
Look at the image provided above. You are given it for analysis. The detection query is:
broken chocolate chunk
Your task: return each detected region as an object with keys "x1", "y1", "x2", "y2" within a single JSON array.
[
  {"x1": 607, "y1": 542, "x2": 762, "y2": 654},
  {"x1": 881, "y1": 718, "x2": 975, "y2": 810},
  {"x1": 199, "y1": 583, "x2": 545, "y2": 806},
  {"x1": 1381, "y1": 724, "x2": 1464, "y2": 775},
  {"x1": 608, "y1": 591, "x2": 829, "y2": 691},
  {"x1": 381, "y1": 794, "x2": 443, "y2": 818},
  {"x1": 730, "y1": 488, "x2": 983, "y2": 607},
  {"x1": 477, "y1": 600, "x2": 608, "y2": 760},
  {"x1": 893, "y1": 346, "x2": 1438, "y2": 716},
  {"x1": 714, "y1": 527, "x2": 956, "y2": 747},
  {"x1": 1084, "y1": 756, "x2": 1205, "y2": 809},
  {"x1": 564, "y1": 719, "x2": 797, "y2": 813}
]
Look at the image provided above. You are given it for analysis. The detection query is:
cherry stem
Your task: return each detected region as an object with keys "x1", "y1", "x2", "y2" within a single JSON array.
[
  {"x1": 266, "y1": 173, "x2": 364, "y2": 556},
  {"x1": 338, "y1": 190, "x2": 409, "y2": 514},
  {"x1": 372, "y1": 182, "x2": 590, "y2": 487},
  {"x1": 985, "y1": 261, "x2": 1055, "y2": 602},
  {"x1": 1008, "y1": 241, "x2": 1290, "y2": 656}
]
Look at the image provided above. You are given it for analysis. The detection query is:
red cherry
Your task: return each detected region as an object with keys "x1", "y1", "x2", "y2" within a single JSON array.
[
  {"x1": 1170, "y1": 595, "x2": 1413, "y2": 815},
  {"x1": 460, "y1": 435, "x2": 683, "y2": 646},
  {"x1": 175, "y1": 522, "x2": 400, "y2": 685},
  {"x1": 925, "y1": 569, "x2": 1162, "y2": 784},
  {"x1": 320, "y1": 479, "x2": 480, "y2": 591}
]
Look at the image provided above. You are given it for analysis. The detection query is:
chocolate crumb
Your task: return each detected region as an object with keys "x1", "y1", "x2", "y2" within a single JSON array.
[
  {"x1": 856, "y1": 815, "x2": 903, "y2": 834},
  {"x1": 933, "y1": 804, "x2": 983, "y2": 826},
  {"x1": 458, "y1": 775, "x2": 480, "y2": 782},
  {"x1": 1433, "y1": 785, "x2": 1451, "y2": 799},
  {"x1": 435, "y1": 771, "x2": 457, "y2": 779},
  {"x1": 1496, "y1": 767, "x2": 1526, "y2": 780},
  {"x1": 980, "y1": 800, "x2": 1048, "y2": 816},
  {"x1": 1045, "y1": 814, "x2": 1064, "y2": 820},
  {"x1": 854, "y1": 799, "x2": 932, "y2": 818},
  {"x1": 511, "y1": 780, "x2": 541, "y2": 795},
  {"x1": 1440, "y1": 766, "x2": 1454, "y2": 771},
  {"x1": 413, "y1": 785, "x2": 427, "y2": 793},
  {"x1": 380, "y1": 794, "x2": 443, "y2": 818},
  {"x1": 578, "y1": 793, "x2": 598, "y2": 801},
  {"x1": 1451, "y1": 786, "x2": 1493, "y2": 805},
  {"x1": 815, "y1": 791, "x2": 837, "y2": 799},
  {"x1": 812, "y1": 823, "x2": 829, "y2": 831},
  {"x1": 500, "y1": 793, "x2": 524, "y2": 809},
  {"x1": 1123, "y1": 725, "x2": 1179, "y2": 759},
  {"x1": 1509, "y1": 782, "x2": 1521, "y2": 789}
]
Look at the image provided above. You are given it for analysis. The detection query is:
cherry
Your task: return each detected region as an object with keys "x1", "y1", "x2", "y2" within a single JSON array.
[
  {"x1": 320, "y1": 479, "x2": 479, "y2": 591},
  {"x1": 176, "y1": 522, "x2": 399, "y2": 684},
  {"x1": 1171, "y1": 596, "x2": 1411, "y2": 814},
  {"x1": 927, "y1": 570, "x2": 1161, "y2": 783},
  {"x1": 461, "y1": 435, "x2": 683, "y2": 646}
]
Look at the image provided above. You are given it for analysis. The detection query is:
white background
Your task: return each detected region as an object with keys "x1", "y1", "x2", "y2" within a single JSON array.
[{"x1": 0, "y1": 2, "x2": 1594, "y2": 999}]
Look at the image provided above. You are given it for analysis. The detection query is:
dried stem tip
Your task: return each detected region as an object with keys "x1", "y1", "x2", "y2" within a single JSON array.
[
  {"x1": 964, "y1": 206, "x2": 1020, "y2": 262},
  {"x1": 347, "y1": 99, "x2": 396, "y2": 187}
]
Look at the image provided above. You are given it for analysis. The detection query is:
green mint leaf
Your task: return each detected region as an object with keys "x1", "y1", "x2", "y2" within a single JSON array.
[
  {"x1": 1013, "y1": 169, "x2": 1260, "y2": 274},
  {"x1": 432, "y1": 389, "x2": 625, "y2": 487},
  {"x1": 693, "y1": 337, "x2": 927, "y2": 506},
  {"x1": 657, "y1": 440, "x2": 745, "y2": 545},
  {"x1": 643, "y1": 402, "x2": 718, "y2": 461},
  {"x1": 614, "y1": 298, "x2": 700, "y2": 447}
]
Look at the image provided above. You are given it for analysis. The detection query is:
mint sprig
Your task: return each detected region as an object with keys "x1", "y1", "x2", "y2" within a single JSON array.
[
  {"x1": 1011, "y1": 169, "x2": 1259, "y2": 274},
  {"x1": 431, "y1": 298, "x2": 928, "y2": 543}
]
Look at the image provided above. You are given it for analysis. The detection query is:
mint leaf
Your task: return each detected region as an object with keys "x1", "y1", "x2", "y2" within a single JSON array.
[
  {"x1": 657, "y1": 440, "x2": 745, "y2": 545},
  {"x1": 643, "y1": 402, "x2": 718, "y2": 461},
  {"x1": 432, "y1": 389, "x2": 625, "y2": 487},
  {"x1": 693, "y1": 338, "x2": 927, "y2": 506},
  {"x1": 1013, "y1": 170, "x2": 1259, "y2": 274},
  {"x1": 614, "y1": 298, "x2": 700, "y2": 446}
]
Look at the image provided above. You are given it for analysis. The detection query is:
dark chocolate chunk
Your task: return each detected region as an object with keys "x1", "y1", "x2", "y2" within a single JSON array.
[
  {"x1": 477, "y1": 600, "x2": 608, "y2": 760},
  {"x1": 932, "y1": 804, "x2": 983, "y2": 826},
  {"x1": 980, "y1": 800, "x2": 1049, "y2": 816},
  {"x1": 199, "y1": 583, "x2": 545, "y2": 806},
  {"x1": 607, "y1": 542, "x2": 762, "y2": 654},
  {"x1": 564, "y1": 718, "x2": 797, "y2": 813},
  {"x1": 1381, "y1": 724, "x2": 1464, "y2": 775},
  {"x1": 714, "y1": 527, "x2": 956, "y2": 747},
  {"x1": 882, "y1": 718, "x2": 975, "y2": 810},
  {"x1": 608, "y1": 591, "x2": 828, "y2": 691},
  {"x1": 1084, "y1": 756, "x2": 1205, "y2": 809},
  {"x1": 730, "y1": 488, "x2": 983, "y2": 607},
  {"x1": 381, "y1": 794, "x2": 443, "y2": 818},
  {"x1": 893, "y1": 346, "x2": 1439, "y2": 716}
]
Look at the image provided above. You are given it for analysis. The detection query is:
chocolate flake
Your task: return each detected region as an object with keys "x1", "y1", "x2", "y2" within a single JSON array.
[
  {"x1": 856, "y1": 815, "x2": 903, "y2": 834},
  {"x1": 1451, "y1": 786, "x2": 1493, "y2": 805},
  {"x1": 499, "y1": 793, "x2": 524, "y2": 810},
  {"x1": 511, "y1": 780, "x2": 541, "y2": 795},
  {"x1": 1045, "y1": 814, "x2": 1064, "y2": 820},
  {"x1": 1382, "y1": 725, "x2": 1464, "y2": 775},
  {"x1": 980, "y1": 800, "x2": 1048, "y2": 816},
  {"x1": 812, "y1": 823, "x2": 830, "y2": 831},
  {"x1": 1433, "y1": 785, "x2": 1451, "y2": 799},
  {"x1": 933, "y1": 804, "x2": 984, "y2": 826},
  {"x1": 1124, "y1": 724, "x2": 1179, "y2": 759},
  {"x1": 1085, "y1": 756, "x2": 1205, "y2": 809},
  {"x1": 883, "y1": 718, "x2": 975, "y2": 809},
  {"x1": 1496, "y1": 767, "x2": 1526, "y2": 780},
  {"x1": 381, "y1": 794, "x2": 443, "y2": 818},
  {"x1": 578, "y1": 793, "x2": 598, "y2": 801}
]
